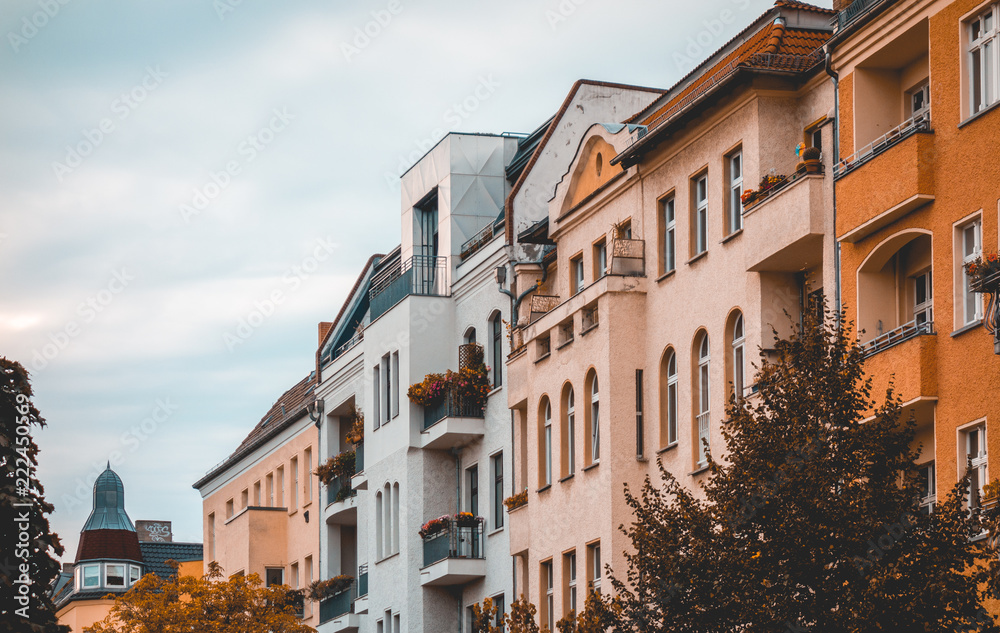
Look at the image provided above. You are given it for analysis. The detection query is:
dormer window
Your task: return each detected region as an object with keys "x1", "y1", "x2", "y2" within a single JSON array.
[
  {"x1": 106, "y1": 564, "x2": 126, "y2": 587},
  {"x1": 130, "y1": 565, "x2": 141, "y2": 584},
  {"x1": 82, "y1": 564, "x2": 99, "y2": 589}
]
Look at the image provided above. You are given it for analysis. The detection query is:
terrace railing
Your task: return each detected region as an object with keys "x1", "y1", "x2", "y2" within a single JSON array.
[
  {"x1": 422, "y1": 520, "x2": 485, "y2": 567},
  {"x1": 370, "y1": 255, "x2": 448, "y2": 320}
]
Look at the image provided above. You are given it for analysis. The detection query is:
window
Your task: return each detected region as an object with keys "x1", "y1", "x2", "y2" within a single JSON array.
[
  {"x1": 960, "y1": 219, "x2": 983, "y2": 325},
  {"x1": 225, "y1": 498, "x2": 234, "y2": 519},
  {"x1": 564, "y1": 551, "x2": 577, "y2": 616},
  {"x1": 241, "y1": 488, "x2": 248, "y2": 509},
  {"x1": 266, "y1": 473, "x2": 274, "y2": 507},
  {"x1": 585, "y1": 372, "x2": 600, "y2": 465},
  {"x1": 562, "y1": 385, "x2": 576, "y2": 477},
  {"x1": 969, "y1": 4, "x2": 999, "y2": 114},
  {"x1": 544, "y1": 400, "x2": 553, "y2": 485},
  {"x1": 82, "y1": 564, "x2": 100, "y2": 588},
  {"x1": 385, "y1": 610, "x2": 393, "y2": 633},
  {"x1": 105, "y1": 564, "x2": 125, "y2": 587},
  {"x1": 391, "y1": 483, "x2": 400, "y2": 554},
  {"x1": 382, "y1": 354, "x2": 392, "y2": 425},
  {"x1": 383, "y1": 483, "x2": 393, "y2": 556},
  {"x1": 377, "y1": 620, "x2": 384, "y2": 633},
  {"x1": 304, "y1": 447, "x2": 313, "y2": 502},
  {"x1": 693, "y1": 173, "x2": 708, "y2": 256},
  {"x1": 587, "y1": 542, "x2": 601, "y2": 592},
  {"x1": 493, "y1": 593, "x2": 505, "y2": 631},
  {"x1": 253, "y1": 481, "x2": 261, "y2": 506},
  {"x1": 918, "y1": 461, "x2": 936, "y2": 514},
  {"x1": 393, "y1": 613, "x2": 400, "y2": 633},
  {"x1": 129, "y1": 565, "x2": 141, "y2": 585},
  {"x1": 661, "y1": 195, "x2": 676, "y2": 274},
  {"x1": 491, "y1": 312, "x2": 504, "y2": 388},
  {"x1": 276, "y1": 466, "x2": 284, "y2": 507},
  {"x1": 908, "y1": 80, "x2": 930, "y2": 119},
  {"x1": 732, "y1": 313, "x2": 746, "y2": 401},
  {"x1": 571, "y1": 255, "x2": 585, "y2": 294},
  {"x1": 265, "y1": 567, "x2": 284, "y2": 587},
  {"x1": 391, "y1": 352, "x2": 400, "y2": 417},
  {"x1": 661, "y1": 349, "x2": 678, "y2": 447},
  {"x1": 290, "y1": 562, "x2": 299, "y2": 589},
  {"x1": 492, "y1": 453, "x2": 504, "y2": 529},
  {"x1": 594, "y1": 239, "x2": 608, "y2": 279},
  {"x1": 696, "y1": 332, "x2": 711, "y2": 466},
  {"x1": 467, "y1": 465, "x2": 480, "y2": 515},
  {"x1": 635, "y1": 369, "x2": 645, "y2": 459},
  {"x1": 727, "y1": 150, "x2": 743, "y2": 234},
  {"x1": 208, "y1": 512, "x2": 215, "y2": 561},
  {"x1": 290, "y1": 457, "x2": 299, "y2": 510},
  {"x1": 539, "y1": 398, "x2": 552, "y2": 487},
  {"x1": 375, "y1": 490, "x2": 384, "y2": 559},
  {"x1": 465, "y1": 327, "x2": 477, "y2": 345},
  {"x1": 966, "y1": 424, "x2": 988, "y2": 510},
  {"x1": 913, "y1": 272, "x2": 933, "y2": 326},
  {"x1": 542, "y1": 561, "x2": 554, "y2": 632},
  {"x1": 373, "y1": 365, "x2": 381, "y2": 428}
]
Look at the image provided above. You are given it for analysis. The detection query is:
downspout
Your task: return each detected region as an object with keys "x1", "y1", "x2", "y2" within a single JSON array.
[
  {"x1": 308, "y1": 399, "x2": 324, "y2": 583},
  {"x1": 824, "y1": 45, "x2": 843, "y2": 328},
  {"x1": 497, "y1": 257, "x2": 550, "y2": 329}
]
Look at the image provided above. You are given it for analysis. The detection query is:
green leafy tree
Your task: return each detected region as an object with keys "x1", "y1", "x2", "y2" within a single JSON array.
[
  {"x1": 608, "y1": 307, "x2": 1000, "y2": 632},
  {"x1": 85, "y1": 561, "x2": 314, "y2": 633},
  {"x1": 0, "y1": 358, "x2": 69, "y2": 633},
  {"x1": 556, "y1": 590, "x2": 618, "y2": 633}
]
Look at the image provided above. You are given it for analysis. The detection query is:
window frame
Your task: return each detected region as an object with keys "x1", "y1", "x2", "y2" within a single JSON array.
[
  {"x1": 693, "y1": 172, "x2": 709, "y2": 256},
  {"x1": 958, "y1": 217, "x2": 983, "y2": 327},
  {"x1": 727, "y1": 149, "x2": 743, "y2": 235},
  {"x1": 696, "y1": 333, "x2": 711, "y2": 466},
  {"x1": 593, "y1": 238, "x2": 608, "y2": 279},
  {"x1": 661, "y1": 194, "x2": 676, "y2": 275},
  {"x1": 492, "y1": 452, "x2": 504, "y2": 530},
  {"x1": 732, "y1": 314, "x2": 746, "y2": 401},
  {"x1": 964, "y1": 423, "x2": 988, "y2": 510},
  {"x1": 665, "y1": 350, "x2": 678, "y2": 446},
  {"x1": 570, "y1": 254, "x2": 585, "y2": 295},
  {"x1": 968, "y1": 3, "x2": 1000, "y2": 115},
  {"x1": 918, "y1": 461, "x2": 936, "y2": 514},
  {"x1": 82, "y1": 563, "x2": 100, "y2": 589}
]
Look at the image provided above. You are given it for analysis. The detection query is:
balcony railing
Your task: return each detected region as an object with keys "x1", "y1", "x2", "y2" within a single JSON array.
[
  {"x1": 836, "y1": 0, "x2": 885, "y2": 30},
  {"x1": 610, "y1": 238, "x2": 645, "y2": 276},
  {"x1": 834, "y1": 112, "x2": 931, "y2": 179},
  {"x1": 357, "y1": 564, "x2": 368, "y2": 597},
  {"x1": 370, "y1": 255, "x2": 448, "y2": 320},
  {"x1": 864, "y1": 319, "x2": 934, "y2": 357},
  {"x1": 696, "y1": 412, "x2": 710, "y2": 466},
  {"x1": 423, "y1": 389, "x2": 485, "y2": 430},
  {"x1": 326, "y1": 476, "x2": 356, "y2": 507},
  {"x1": 460, "y1": 223, "x2": 496, "y2": 260},
  {"x1": 318, "y1": 581, "x2": 356, "y2": 624},
  {"x1": 529, "y1": 294, "x2": 561, "y2": 322},
  {"x1": 423, "y1": 521, "x2": 485, "y2": 567}
]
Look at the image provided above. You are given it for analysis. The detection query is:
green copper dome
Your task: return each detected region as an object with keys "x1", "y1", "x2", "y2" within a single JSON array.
[{"x1": 81, "y1": 465, "x2": 135, "y2": 532}]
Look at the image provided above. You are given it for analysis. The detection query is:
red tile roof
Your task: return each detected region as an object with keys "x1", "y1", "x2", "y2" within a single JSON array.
[{"x1": 76, "y1": 529, "x2": 143, "y2": 563}]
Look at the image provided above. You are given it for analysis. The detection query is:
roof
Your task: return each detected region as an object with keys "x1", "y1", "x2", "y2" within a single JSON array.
[
  {"x1": 193, "y1": 374, "x2": 316, "y2": 489},
  {"x1": 76, "y1": 528, "x2": 143, "y2": 564},
  {"x1": 504, "y1": 79, "x2": 667, "y2": 243},
  {"x1": 81, "y1": 466, "x2": 134, "y2": 532},
  {"x1": 139, "y1": 542, "x2": 204, "y2": 581},
  {"x1": 317, "y1": 253, "x2": 383, "y2": 361},
  {"x1": 505, "y1": 116, "x2": 554, "y2": 185}
]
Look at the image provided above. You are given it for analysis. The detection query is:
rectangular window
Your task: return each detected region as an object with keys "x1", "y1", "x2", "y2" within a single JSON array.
[
  {"x1": 693, "y1": 173, "x2": 708, "y2": 256},
  {"x1": 265, "y1": 567, "x2": 283, "y2": 587},
  {"x1": 587, "y1": 542, "x2": 601, "y2": 593},
  {"x1": 382, "y1": 354, "x2": 392, "y2": 424},
  {"x1": 593, "y1": 239, "x2": 608, "y2": 279},
  {"x1": 493, "y1": 593, "x2": 505, "y2": 631},
  {"x1": 276, "y1": 466, "x2": 284, "y2": 507},
  {"x1": 240, "y1": 488, "x2": 248, "y2": 509},
  {"x1": 913, "y1": 272, "x2": 933, "y2": 326},
  {"x1": 969, "y1": 5, "x2": 1000, "y2": 114},
  {"x1": 467, "y1": 465, "x2": 479, "y2": 516},
  {"x1": 661, "y1": 195, "x2": 676, "y2": 274},
  {"x1": 106, "y1": 564, "x2": 125, "y2": 587},
  {"x1": 377, "y1": 620, "x2": 384, "y2": 633},
  {"x1": 492, "y1": 315, "x2": 503, "y2": 388},
  {"x1": 129, "y1": 565, "x2": 141, "y2": 585},
  {"x1": 960, "y1": 219, "x2": 983, "y2": 325},
  {"x1": 542, "y1": 561, "x2": 554, "y2": 632},
  {"x1": 727, "y1": 150, "x2": 743, "y2": 234},
  {"x1": 385, "y1": 610, "x2": 393, "y2": 633},
  {"x1": 919, "y1": 461, "x2": 936, "y2": 514},
  {"x1": 225, "y1": 498, "x2": 234, "y2": 519},
  {"x1": 571, "y1": 255, "x2": 585, "y2": 294},
  {"x1": 208, "y1": 512, "x2": 215, "y2": 561},
  {"x1": 966, "y1": 424, "x2": 988, "y2": 510},
  {"x1": 564, "y1": 551, "x2": 577, "y2": 617},
  {"x1": 908, "y1": 80, "x2": 930, "y2": 119},
  {"x1": 253, "y1": 481, "x2": 261, "y2": 506},
  {"x1": 303, "y1": 448, "x2": 313, "y2": 502},
  {"x1": 290, "y1": 562, "x2": 299, "y2": 589},
  {"x1": 83, "y1": 564, "x2": 100, "y2": 588},
  {"x1": 493, "y1": 453, "x2": 504, "y2": 530},
  {"x1": 290, "y1": 457, "x2": 299, "y2": 510},
  {"x1": 373, "y1": 365, "x2": 381, "y2": 428},
  {"x1": 391, "y1": 352, "x2": 400, "y2": 417},
  {"x1": 635, "y1": 369, "x2": 644, "y2": 459},
  {"x1": 393, "y1": 614, "x2": 400, "y2": 633},
  {"x1": 266, "y1": 473, "x2": 274, "y2": 507}
]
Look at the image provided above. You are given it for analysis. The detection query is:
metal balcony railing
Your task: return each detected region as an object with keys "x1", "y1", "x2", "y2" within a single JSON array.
[
  {"x1": 370, "y1": 255, "x2": 448, "y2": 320},
  {"x1": 697, "y1": 412, "x2": 710, "y2": 466},
  {"x1": 460, "y1": 223, "x2": 496, "y2": 260},
  {"x1": 836, "y1": 0, "x2": 885, "y2": 29},
  {"x1": 833, "y1": 112, "x2": 931, "y2": 179},
  {"x1": 864, "y1": 319, "x2": 934, "y2": 357},
  {"x1": 422, "y1": 520, "x2": 485, "y2": 567},
  {"x1": 357, "y1": 564, "x2": 368, "y2": 597},
  {"x1": 318, "y1": 581, "x2": 356, "y2": 624},
  {"x1": 609, "y1": 238, "x2": 645, "y2": 276},
  {"x1": 423, "y1": 389, "x2": 485, "y2": 430},
  {"x1": 326, "y1": 476, "x2": 356, "y2": 507}
]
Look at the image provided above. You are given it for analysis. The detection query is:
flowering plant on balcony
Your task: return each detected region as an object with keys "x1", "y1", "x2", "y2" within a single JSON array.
[
  {"x1": 314, "y1": 450, "x2": 356, "y2": 486},
  {"x1": 503, "y1": 489, "x2": 528, "y2": 511},
  {"x1": 345, "y1": 405, "x2": 364, "y2": 446},
  {"x1": 407, "y1": 366, "x2": 491, "y2": 409},
  {"x1": 454, "y1": 512, "x2": 482, "y2": 528},
  {"x1": 306, "y1": 574, "x2": 353, "y2": 601},
  {"x1": 407, "y1": 372, "x2": 450, "y2": 406},
  {"x1": 418, "y1": 515, "x2": 451, "y2": 538},
  {"x1": 964, "y1": 253, "x2": 1000, "y2": 289}
]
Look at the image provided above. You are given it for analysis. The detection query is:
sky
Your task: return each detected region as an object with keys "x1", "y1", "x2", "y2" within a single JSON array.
[{"x1": 0, "y1": 0, "x2": 820, "y2": 562}]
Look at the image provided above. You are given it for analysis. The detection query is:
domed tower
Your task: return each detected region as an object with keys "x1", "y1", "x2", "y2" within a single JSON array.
[{"x1": 72, "y1": 465, "x2": 144, "y2": 593}]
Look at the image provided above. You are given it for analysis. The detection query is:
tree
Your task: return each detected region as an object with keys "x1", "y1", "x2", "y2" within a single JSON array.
[
  {"x1": 0, "y1": 357, "x2": 69, "y2": 633},
  {"x1": 608, "y1": 307, "x2": 1000, "y2": 632},
  {"x1": 85, "y1": 561, "x2": 314, "y2": 633},
  {"x1": 555, "y1": 591, "x2": 618, "y2": 633}
]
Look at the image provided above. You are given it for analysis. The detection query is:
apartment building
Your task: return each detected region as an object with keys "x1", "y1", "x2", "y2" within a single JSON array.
[
  {"x1": 828, "y1": 0, "x2": 1000, "y2": 518},
  {"x1": 503, "y1": 2, "x2": 837, "y2": 626},
  {"x1": 193, "y1": 375, "x2": 320, "y2": 625}
]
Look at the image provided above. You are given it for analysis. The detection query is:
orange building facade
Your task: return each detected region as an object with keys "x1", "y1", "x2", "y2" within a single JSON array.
[{"x1": 829, "y1": 0, "x2": 1000, "y2": 518}]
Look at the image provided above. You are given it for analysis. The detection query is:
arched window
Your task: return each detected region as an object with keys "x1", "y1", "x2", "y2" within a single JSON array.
[
  {"x1": 464, "y1": 327, "x2": 477, "y2": 345},
  {"x1": 391, "y1": 483, "x2": 400, "y2": 554},
  {"x1": 561, "y1": 384, "x2": 576, "y2": 477},
  {"x1": 857, "y1": 231, "x2": 933, "y2": 348},
  {"x1": 383, "y1": 483, "x2": 392, "y2": 557},
  {"x1": 660, "y1": 348, "x2": 678, "y2": 448},
  {"x1": 538, "y1": 397, "x2": 552, "y2": 487},
  {"x1": 585, "y1": 371, "x2": 600, "y2": 465},
  {"x1": 375, "y1": 491, "x2": 384, "y2": 559},
  {"x1": 695, "y1": 332, "x2": 710, "y2": 466},
  {"x1": 490, "y1": 312, "x2": 503, "y2": 388},
  {"x1": 730, "y1": 312, "x2": 745, "y2": 401},
  {"x1": 544, "y1": 400, "x2": 552, "y2": 486}
]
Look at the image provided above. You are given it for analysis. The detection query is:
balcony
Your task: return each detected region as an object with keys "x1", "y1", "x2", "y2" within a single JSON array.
[
  {"x1": 324, "y1": 476, "x2": 357, "y2": 525},
  {"x1": 836, "y1": 116, "x2": 934, "y2": 243},
  {"x1": 351, "y1": 443, "x2": 367, "y2": 491},
  {"x1": 836, "y1": 0, "x2": 886, "y2": 30},
  {"x1": 420, "y1": 390, "x2": 485, "y2": 450},
  {"x1": 369, "y1": 255, "x2": 448, "y2": 321},
  {"x1": 318, "y1": 581, "x2": 361, "y2": 631},
  {"x1": 609, "y1": 238, "x2": 645, "y2": 276},
  {"x1": 353, "y1": 565, "x2": 369, "y2": 614},
  {"x1": 743, "y1": 172, "x2": 825, "y2": 272},
  {"x1": 419, "y1": 521, "x2": 486, "y2": 586},
  {"x1": 863, "y1": 320, "x2": 937, "y2": 403}
]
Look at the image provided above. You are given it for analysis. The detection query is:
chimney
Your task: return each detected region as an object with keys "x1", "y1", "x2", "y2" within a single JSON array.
[
  {"x1": 319, "y1": 322, "x2": 334, "y2": 346},
  {"x1": 62, "y1": 562, "x2": 74, "y2": 574},
  {"x1": 135, "y1": 520, "x2": 173, "y2": 543}
]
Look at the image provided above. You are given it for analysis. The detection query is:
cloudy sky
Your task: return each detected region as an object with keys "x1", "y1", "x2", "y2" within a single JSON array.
[{"x1": 0, "y1": 0, "x2": 811, "y2": 561}]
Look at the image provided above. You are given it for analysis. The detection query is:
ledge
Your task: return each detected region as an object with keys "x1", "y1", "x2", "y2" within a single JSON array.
[
  {"x1": 536, "y1": 484, "x2": 552, "y2": 494},
  {"x1": 656, "y1": 270, "x2": 676, "y2": 283},
  {"x1": 958, "y1": 100, "x2": 1000, "y2": 129},
  {"x1": 657, "y1": 443, "x2": 678, "y2": 455},
  {"x1": 721, "y1": 228, "x2": 743, "y2": 245},
  {"x1": 582, "y1": 461, "x2": 600, "y2": 472},
  {"x1": 556, "y1": 338, "x2": 574, "y2": 351},
  {"x1": 686, "y1": 251, "x2": 708, "y2": 266},
  {"x1": 951, "y1": 320, "x2": 983, "y2": 338},
  {"x1": 580, "y1": 322, "x2": 599, "y2": 337},
  {"x1": 689, "y1": 464, "x2": 710, "y2": 476},
  {"x1": 558, "y1": 473, "x2": 575, "y2": 483},
  {"x1": 534, "y1": 352, "x2": 551, "y2": 364}
]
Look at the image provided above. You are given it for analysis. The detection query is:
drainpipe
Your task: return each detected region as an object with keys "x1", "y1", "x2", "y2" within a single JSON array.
[
  {"x1": 496, "y1": 257, "x2": 550, "y2": 329},
  {"x1": 824, "y1": 45, "x2": 843, "y2": 328},
  {"x1": 307, "y1": 399, "x2": 324, "y2": 582}
]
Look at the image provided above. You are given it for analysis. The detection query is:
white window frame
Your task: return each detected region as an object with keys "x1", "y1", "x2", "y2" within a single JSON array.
[
  {"x1": 694, "y1": 174, "x2": 708, "y2": 255},
  {"x1": 589, "y1": 542, "x2": 602, "y2": 592},
  {"x1": 732, "y1": 315, "x2": 745, "y2": 401},
  {"x1": 918, "y1": 461, "x2": 936, "y2": 514},
  {"x1": 666, "y1": 351, "x2": 678, "y2": 446},
  {"x1": 728, "y1": 151, "x2": 743, "y2": 234},
  {"x1": 372, "y1": 365, "x2": 381, "y2": 429},
  {"x1": 543, "y1": 401, "x2": 552, "y2": 486},
  {"x1": 81, "y1": 563, "x2": 100, "y2": 589},
  {"x1": 104, "y1": 563, "x2": 124, "y2": 588},
  {"x1": 958, "y1": 217, "x2": 983, "y2": 326},
  {"x1": 567, "y1": 388, "x2": 576, "y2": 475},
  {"x1": 907, "y1": 80, "x2": 931, "y2": 120},
  {"x1": 964, "y1": 422, "x2": 988, "y2": 510},
  {"x1": 568, "y1": 551, "x2": 577, "y2": 614},
  {"x1": 590, "y1": 376, "x2": 600, "y2": 463},
  {"x1": 595, "y1": 240, "x2": 608, "y2": 279},
  {"x1": 545, "y1": 561, "x2": 554, "y2": 632},
  {"x1": 697, "y1": 335, "x2": 711, "y2": 466},
  {"x1": 572, "y1": 256, "x2": 585, "y2": 294},
  {"x1": 391, "y1": 351, "x2": 400, "y2": 417},
  {"x1": 969, "y1": 3, "x2": 1000, "y2": 115},
  {"x1": 663, "y1": 196, "x2": 676, "y2": 273},
  {"x1": 913, "y1": 271, "x2": 933, "y2": 326}
]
